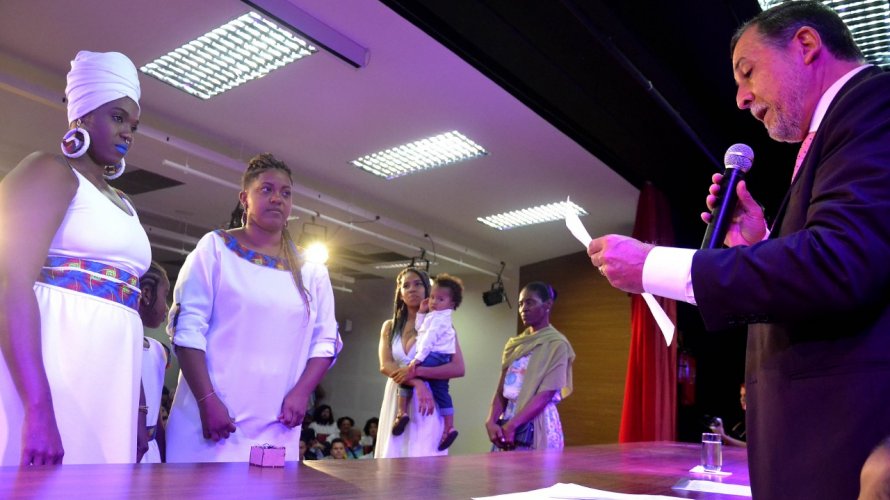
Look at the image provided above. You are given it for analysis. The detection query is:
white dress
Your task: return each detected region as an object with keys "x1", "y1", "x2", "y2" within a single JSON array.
[
  {"x1": 140, "y1": 337, "x2": 167, "y2": 464},
  {"x1": 165, "y1": 230, "x2": 340, "y2": 463},
  {"x1": 0, "y1": 168, "x2": 150, "y2": 465},
  {"x1": 375, "y1": 332, "x2": 446, "y2": 458}
]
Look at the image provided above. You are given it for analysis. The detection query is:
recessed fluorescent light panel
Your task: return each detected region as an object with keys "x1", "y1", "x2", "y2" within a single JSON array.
[
  {"x1": 478, "y1": 200, "x2": 589, "y2": 231},
  {"x1": 351, "y1": 131, "x2": 488, "y2": 179},
  {"x1": 758, "y1": 0, "x2": 890, "y2": 68},
  {"x1": 373, "y1": 260, "x2": 438, "y2": 270},
  {"x1": 140, "y1": 12, "x2": 317, "y2": 99}
]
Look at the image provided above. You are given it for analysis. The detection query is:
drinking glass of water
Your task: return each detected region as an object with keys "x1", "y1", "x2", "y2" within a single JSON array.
[{"x1": 701, "y1": 432, "x2": 723, "y2": 472}]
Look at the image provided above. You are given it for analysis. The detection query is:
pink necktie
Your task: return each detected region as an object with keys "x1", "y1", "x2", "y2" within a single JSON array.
[{"x1": 792, "y1": 131, "x2": 816, "y2": 183}]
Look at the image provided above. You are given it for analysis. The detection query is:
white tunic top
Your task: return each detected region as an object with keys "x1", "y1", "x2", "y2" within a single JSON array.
[{"x1": 165, "y1": 230, "x2": 340, "y2": 463}]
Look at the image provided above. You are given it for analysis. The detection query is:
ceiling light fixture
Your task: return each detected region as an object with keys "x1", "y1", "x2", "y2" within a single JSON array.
[
  {"x1": 141, "y1": 12, "x2": 317, "y2": 99},
  {"x1": 373, "y1": 249, "x2": 436, "y2": 271},
  {"x1": 477, "y1": 200, "x2": 588, "y2": 231},
  {"x1": 351, "y1": 131, "x2": 488, "y2": 179},
  {"x1": 241, "y1": 0, "x2": 369, "y2": 68},
  {"x1": 374, "y1": 260, "x2": 439, "y2": 270}
]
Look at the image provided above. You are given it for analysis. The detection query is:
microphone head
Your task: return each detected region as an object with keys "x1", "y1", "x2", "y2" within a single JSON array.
[{"x1": 724, "y1": 143, "x2": 754, "y2": 172}]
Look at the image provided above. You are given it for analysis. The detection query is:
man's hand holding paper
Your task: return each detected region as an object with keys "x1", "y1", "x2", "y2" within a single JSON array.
[{"x1": 586, "y1": 235, "x2": 653, "y2": 294}]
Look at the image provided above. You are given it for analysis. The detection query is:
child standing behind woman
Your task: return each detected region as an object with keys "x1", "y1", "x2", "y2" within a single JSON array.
[{"x1": 392, "y1": 274, "x2": 462, "y2": 451}]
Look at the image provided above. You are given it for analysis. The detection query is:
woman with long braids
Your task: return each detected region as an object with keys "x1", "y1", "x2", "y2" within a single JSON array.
[
  {"x1": 165, "y1": 153, "x2": 341, "y2": 463},
  {"x1": 375, "y1": 268, "x2": 465, "y2": 458},
  {"x1": 0, "y1": 51, "x2": 149, "y2": 465}
]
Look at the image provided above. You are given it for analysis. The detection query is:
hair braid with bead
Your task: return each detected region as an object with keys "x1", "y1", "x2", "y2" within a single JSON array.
[{"x1": 139, "y1": 260, "x2": 168, "y2": 310}]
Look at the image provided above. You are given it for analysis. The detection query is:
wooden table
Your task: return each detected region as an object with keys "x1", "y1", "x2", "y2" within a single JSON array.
[{"x1": 0, "y1": 442, "x2": 748, "y2": 499}]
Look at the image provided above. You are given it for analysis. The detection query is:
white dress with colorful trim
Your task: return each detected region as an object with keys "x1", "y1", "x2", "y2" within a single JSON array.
[
  {"x1": 165, "y1": 230, "x2": 341, "y2": 463},
  {"x1": 0, "y1": 168, "x2": 150, "y2": 465}
]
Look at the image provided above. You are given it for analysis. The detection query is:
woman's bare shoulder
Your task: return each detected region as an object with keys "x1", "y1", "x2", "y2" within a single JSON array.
[
  {"x1": 3, "y1": 152, "x2": 77, "y2": 199},
  {"x1": 380, "y1": 319, "x2": 394, "y2": 337},
  {"x1": 17, "y1": 152, "x2": 76, "y2": 181}
]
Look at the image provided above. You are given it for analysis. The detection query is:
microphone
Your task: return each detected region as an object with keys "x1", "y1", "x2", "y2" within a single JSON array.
[{"x1": 701, "y1": 143, "x2": 754, "y2": 249}]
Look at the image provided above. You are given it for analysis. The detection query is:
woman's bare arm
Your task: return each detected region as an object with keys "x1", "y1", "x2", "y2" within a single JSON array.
[
  {"x1": 484, "y1": 368, "x2": 509, "y2": 447},
  {"x1": 0, "y1": 153, "x2": 78, "y2": 465},
  {"x1": 378, "y1": 320, "x2": 401, "y2": 377}
]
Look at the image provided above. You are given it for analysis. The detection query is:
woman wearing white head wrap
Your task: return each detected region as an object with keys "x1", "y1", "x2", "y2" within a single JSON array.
[{"x1": 0, "y1": 51, "x2": 151, "y2": 465}]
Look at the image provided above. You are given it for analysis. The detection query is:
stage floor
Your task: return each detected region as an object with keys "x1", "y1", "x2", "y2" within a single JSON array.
[{"x1": 0, "y1": 441, "x2": 749, "y2": 499}]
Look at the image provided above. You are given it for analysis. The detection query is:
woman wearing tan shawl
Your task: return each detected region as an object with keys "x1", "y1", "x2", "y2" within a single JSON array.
[{"x1": 485, "y1": 282, "x2": 575, "y2": 451}]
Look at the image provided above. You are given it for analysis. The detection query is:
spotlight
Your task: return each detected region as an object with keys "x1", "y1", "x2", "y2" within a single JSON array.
[
  {"x1": 483, "y1": 283, "x2": 505, "y2": 306},
  {"x1": 482, "y1": 262, "x2": 511, "y2": 308},
  {"x1": 304, "y1": 241, "x2": 329, "y2": 264},
  {"x1": 299, "y1": 217, "x2": 329, "y2": 264}
]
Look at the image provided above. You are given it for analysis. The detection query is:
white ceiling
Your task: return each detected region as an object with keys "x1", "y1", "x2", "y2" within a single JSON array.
[{"x1": 0, "y1": 0, "x2": 638, "y2": 281}]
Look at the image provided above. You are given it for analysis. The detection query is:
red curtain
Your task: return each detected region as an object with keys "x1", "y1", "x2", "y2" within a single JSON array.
[{"x1": 618, "y1": 182, "x2": 678, "y2": 442}]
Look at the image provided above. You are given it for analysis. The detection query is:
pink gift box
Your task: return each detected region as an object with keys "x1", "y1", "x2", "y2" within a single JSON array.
[{"x1": 249, "y1": 444, "x2": 285, "y2": 467}]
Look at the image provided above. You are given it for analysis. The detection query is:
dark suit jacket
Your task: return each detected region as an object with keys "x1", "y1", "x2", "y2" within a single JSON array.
[{"x1": 692, "y1": 66, "x2": 890, "y2": 500}]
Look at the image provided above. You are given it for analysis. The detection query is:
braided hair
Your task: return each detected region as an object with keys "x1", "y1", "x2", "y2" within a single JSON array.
[
  {"x1": 139, "y1": 260, "x2": 168, "y2": 311},
  {"x1": 242, "y1": 153, "x2": 311, "y2": 315}
]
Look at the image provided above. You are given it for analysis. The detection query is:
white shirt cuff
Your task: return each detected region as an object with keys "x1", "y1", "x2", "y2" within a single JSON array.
[{"x1": 642, "y1": 246, "x2": 697, "y2": 305}]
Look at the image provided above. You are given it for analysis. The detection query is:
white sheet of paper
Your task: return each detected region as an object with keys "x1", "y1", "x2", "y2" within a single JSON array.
[
  {"x1": 473, "y1": 482, "x2": 684, "y2": 499},
  {"x1": 564, "y1": 198, "x2": 674, "y2": 346},
  {"x1": 672, "y1": 479, "x2": 751, "y2": 497},
  {"x1": 688, "y1": 465, "x2": 732, "y2": 477}
]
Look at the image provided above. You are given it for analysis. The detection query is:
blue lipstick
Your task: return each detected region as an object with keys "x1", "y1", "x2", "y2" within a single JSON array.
[{"x1": 115, "y1": 144, "x2": 129, "y2": 155}]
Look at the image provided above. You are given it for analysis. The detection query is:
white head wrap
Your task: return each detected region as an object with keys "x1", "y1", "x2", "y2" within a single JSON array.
[{"x1": 65, "y1": 51, "x2": 141, "y2": 124}]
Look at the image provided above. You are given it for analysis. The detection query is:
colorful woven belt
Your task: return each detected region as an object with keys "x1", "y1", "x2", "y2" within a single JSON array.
[{"x1": 37, "y1": 256, "x2": 141, "y2": 311}]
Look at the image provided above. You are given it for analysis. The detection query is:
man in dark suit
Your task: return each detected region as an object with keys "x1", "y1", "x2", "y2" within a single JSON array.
[{"x1": 587, "y1": 2, "x2": 890, "y2": 499}]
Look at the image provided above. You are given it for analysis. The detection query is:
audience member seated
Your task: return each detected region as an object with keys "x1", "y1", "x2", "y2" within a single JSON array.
[
  {"x1": 337, "y1": 416, "x2": 355, "y2": 441},
  {"x1": 360, "y1": 417, "x2": 378, "y2": 455},
  {"x1": 309, "y1": 405, "x2": 337, "y2": 443},
  {"x1": 710, "y1": 384, "x2": 747, "y2": 448},
  {"x1": 345, "y1": 428, "x2": 364, "y2": 459},
  {"x1": 327, "y1": 438, "x2": 347, "y2": 460},
  {"x1": 300, "y1": 429, "x2": 324, "y2": 460}
]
